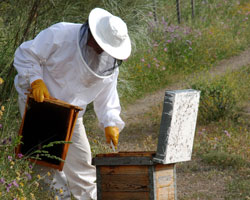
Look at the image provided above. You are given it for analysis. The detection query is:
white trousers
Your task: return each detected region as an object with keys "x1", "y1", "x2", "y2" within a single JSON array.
[{"x1": 18, "y1": 96, "x2": 97, "y2": 200}]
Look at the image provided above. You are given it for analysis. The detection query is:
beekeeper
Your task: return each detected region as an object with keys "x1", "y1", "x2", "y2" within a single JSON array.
[{"x1": 13, "y1": 8, "x2": 131, "y2": 200}]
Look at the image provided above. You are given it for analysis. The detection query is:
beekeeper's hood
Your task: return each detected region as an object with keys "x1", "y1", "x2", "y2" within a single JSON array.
[
  {"x1": 78, "y1": 8, "x2": 132, "y2": 86},
  {"x1": 88, "y1": 8, "x2": 131, "y2": 60}
]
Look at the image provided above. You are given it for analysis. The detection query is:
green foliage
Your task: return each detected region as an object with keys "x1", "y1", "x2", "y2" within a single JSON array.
[
  {"x1": 1, "y1": 0, "x2": 250, "y2": 104},
  {"x1": 0, "y1": 0, "x2": 154, "y2": 101},
  {"x1": 30, "y1": 141, "x2": 72, "y2": 162},
  {"x1": 226, "y1": 173, "x2": 250, "y2": 200},
  {"x1": 191, "y1": 66, "x2": 250, "y2": 124},
  {"x1": 119, "y1": 0, "x2": 250, "y2": 103},
  {"x1": 0, "y1": 133, "x2": 53, "y2": 199},
  {"x1": 200, "y1": 151, "x2": 248, "y2": 169},
  {"x1": 192, "y1": 78, "x2": 237, "y2": 124}
]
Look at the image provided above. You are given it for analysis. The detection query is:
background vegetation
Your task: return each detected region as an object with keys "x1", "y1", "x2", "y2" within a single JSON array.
[{"x1": 0, "y1": 0, "x2": 249, "y2": 199}]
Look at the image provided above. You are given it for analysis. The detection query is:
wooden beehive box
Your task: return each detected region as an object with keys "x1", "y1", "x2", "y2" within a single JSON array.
[
  {"x1": 93, "y1": 152, "x2": 176, "y2": 200},
  {"x1": 92, "y1": 89, "x2": 200, "y2": 200},
  {"x1": 16, "y1": 95, "x2": 82, "y2": 171}
]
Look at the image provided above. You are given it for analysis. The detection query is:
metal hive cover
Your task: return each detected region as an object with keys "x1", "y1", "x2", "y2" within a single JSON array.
[{"x1": 153, "y1": 89, "x2": 200, "y2": 164}]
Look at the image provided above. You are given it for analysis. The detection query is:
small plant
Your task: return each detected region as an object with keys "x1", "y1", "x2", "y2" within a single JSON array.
[
  {"x1": 0, "y1": 77, "x2": 56, "y2": 199},
  {"x1": 191, "y1": 66, "x2": 250, "y2": 124},
  {"x1": 200, "y1": 151, "x2": 248, "y2": 169},
  {"x1": 226, "y1": 174, "x2": 250, "y2": 199},
  {"x1": 191, "y1": 77, "x2": 237, "y2": 124},
  {"x1": 29, "y1": 140, "x2": 72, "y2": 163}
]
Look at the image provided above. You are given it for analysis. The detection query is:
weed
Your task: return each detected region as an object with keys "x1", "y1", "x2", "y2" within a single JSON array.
[
  {"x1": 190, "y1": 66, "x2": 250, "y2": 124},
  {"x1": 191, "y1": 78, "x2": 237, "y2": 124},
  {"x1": 226, "y1": 169, "x2": 250, "y2": 200},
  {"x1": 200, "y1": 151, "x2": 248, "y2": 169}
]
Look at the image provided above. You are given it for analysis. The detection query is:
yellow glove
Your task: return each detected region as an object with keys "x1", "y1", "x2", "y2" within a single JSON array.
[
  {"x1": 31, "y1": 79, "x2": 50, "y2": 102},
  {"x1": 105, "y1": 126, "x2": 119, "y2": 148}
]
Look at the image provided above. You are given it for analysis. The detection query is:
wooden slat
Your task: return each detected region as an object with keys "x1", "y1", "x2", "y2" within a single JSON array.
[
  {"x1": 60, "y1": 108, "x2": 75, "y2": 170},
  {"x1": 155, "y1": 164, "x2": 174, "y2": 171},
  {"x1": 29, "y1": 158, "x2": 62, "y2": 170},
  {"x1": 101, "y1": 191, "x2": 150, "y2": 200},
  {"x1": 27, "y1": 94, "x2": 83, "y2": 110},
  {"x1": 100, "y1": 165, "x2": 149, "y2": 175},
  {"x1": 148, "y1": 165, "x2": 156, "y2": 200},
  {"x1": 93, "y1": 156, "x2": 154, "y2": 166},
  {"x1": 155, "y1": 165, "x2": 174, "y2": 187},
  {"x1": 96, "y1": 151, "x2": 155, "y2": 158},
  {"x1": 101, "y1": 174, "x2": 150, "y2": 192},
  {"x1": 96, "y1": 167, "x2": 102, "y2": 200},
  {"x1": 155, "y1": 164, "x2": 175, "y2": 200},
  {"x1": 158, "y1": 187, "x2": 175, "y2": 200}
]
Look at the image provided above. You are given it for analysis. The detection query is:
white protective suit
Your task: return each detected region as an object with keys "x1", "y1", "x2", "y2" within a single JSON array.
[{"x1": 14, "y1": 22, "x2": 125, "y2": 200}]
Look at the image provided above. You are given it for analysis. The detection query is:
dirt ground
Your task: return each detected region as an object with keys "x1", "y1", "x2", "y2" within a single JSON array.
[{"x1": 117, "y1": 47, "x2": 250, "y2": 199}]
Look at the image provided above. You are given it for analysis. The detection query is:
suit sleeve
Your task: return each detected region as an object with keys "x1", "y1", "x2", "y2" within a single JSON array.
[
  {"x1": 93, "y1": 69, "x2": 125, "y2": 132},
  {"x1": 14, "y1": 25, "x2": 59, "y2": 90}
]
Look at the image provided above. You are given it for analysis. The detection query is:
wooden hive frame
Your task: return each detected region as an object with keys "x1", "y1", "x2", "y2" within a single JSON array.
[{"x1": 16, "y1": 95, "x2": 82, "y2": 171}]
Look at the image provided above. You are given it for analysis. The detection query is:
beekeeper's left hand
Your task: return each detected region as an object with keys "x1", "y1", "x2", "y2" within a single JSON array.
[
  {"x1": 31, "y1": 79, "x2": 50, "y2": 102},
  {"x1": 105, "y1": 126, "x2": 119, "y2": 149}
]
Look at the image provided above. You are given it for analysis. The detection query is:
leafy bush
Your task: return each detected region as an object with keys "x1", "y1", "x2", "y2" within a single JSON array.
[
  {"x1": 191, "y1": 78, "x2": 237, "y2": 124},
  {"x1": 191, "y1": 66, "x2": 250, "y2": 124},
  {"x1": 0, "y1": 0, "x2": 154, "y2": 101},
  {"x1": 0, "y1": 78, "x2": 37, "y2": 199}
]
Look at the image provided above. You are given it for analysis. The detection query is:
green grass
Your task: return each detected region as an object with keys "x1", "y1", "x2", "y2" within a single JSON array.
[
  {"x1": 200, "y1": 151, "x2": 249, "y2": 169},
  {"x1": 226, "y1": 172, "x2": 250, "y2": 200},
  {"x1": 190, "y1": 66, "x2": 250, "y2": 124},
  {"x1": 118, "y1": 0, "x2": 250, "y2": 105}
]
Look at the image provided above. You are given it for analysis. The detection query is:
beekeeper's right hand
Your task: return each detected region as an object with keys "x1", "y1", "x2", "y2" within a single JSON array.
[
  {"x1": 31, "y1": 79, "x2": 50, "y2": 102},
  {"x1": 105, "y1": 126, "x2": 119, "y2": 149}
]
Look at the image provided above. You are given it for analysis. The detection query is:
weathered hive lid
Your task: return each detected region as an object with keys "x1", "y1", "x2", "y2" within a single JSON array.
[{"x1": 153, "y1": 89, "x2": 200, "y2": 164}]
